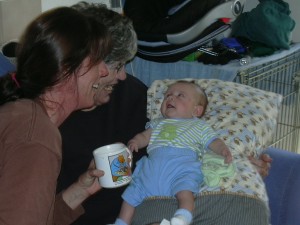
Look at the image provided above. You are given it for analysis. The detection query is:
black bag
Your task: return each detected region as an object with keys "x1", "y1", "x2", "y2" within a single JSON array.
[{"x1": 124, "y1": 0, "x2": 246, "y2": 62}]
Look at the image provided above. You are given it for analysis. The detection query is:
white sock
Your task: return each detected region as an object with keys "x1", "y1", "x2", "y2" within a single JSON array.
[
  {"x1": 114, "y1": 218, "x2": 128, "y2": 225},
  {"x1": 171, "y1": 208, "x2": 193, "y2": 225}
]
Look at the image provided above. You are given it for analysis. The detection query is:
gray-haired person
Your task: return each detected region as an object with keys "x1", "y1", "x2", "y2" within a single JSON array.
[{"x1": 72, "y1": 1, "x2": 137, "y2": 108}]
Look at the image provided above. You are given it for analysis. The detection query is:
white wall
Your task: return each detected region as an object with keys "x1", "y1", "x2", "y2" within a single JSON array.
[
  {"x1": 0, "y1": 0, "x2": 110, "y2": 45},
  {"x1": 0, "y1": 0, "x2": 41, "y2": 44}
]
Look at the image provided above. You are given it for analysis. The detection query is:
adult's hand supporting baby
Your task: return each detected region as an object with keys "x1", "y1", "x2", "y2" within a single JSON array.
[{"x1": 248, "y1": 153, "x2": 272, "y2": 178}]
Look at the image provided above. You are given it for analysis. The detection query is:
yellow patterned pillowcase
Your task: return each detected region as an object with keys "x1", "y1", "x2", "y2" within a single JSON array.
[{"x1": 147, "y1": 79, "x2": 283, "y2": 157}]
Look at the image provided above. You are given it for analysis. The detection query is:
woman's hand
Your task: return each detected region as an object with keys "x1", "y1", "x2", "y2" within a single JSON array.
[
  {"x1": 62, "y1": 160, "x2": 104, "y2": 210},
  {"x1": 76, "y1": 160, "x2": 104, "y2": 196},
  {"x1": 248, "y1": 153, "x2": 272, "y2": 178}
]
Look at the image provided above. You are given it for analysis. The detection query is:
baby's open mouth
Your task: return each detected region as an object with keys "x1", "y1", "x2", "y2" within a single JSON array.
[{"x1": 167, "y1": 103, "x2": 175, "y2": 108}]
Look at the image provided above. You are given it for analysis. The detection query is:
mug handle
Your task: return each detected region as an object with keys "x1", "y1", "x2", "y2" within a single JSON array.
[{"x1": 125, "y1": 147, "x2": 133, "y2": 167}]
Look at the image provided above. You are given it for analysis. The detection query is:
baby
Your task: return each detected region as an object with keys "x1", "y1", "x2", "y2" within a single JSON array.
[{"x1": 113, "y1": 80, "x2": 232, "y2": 225}]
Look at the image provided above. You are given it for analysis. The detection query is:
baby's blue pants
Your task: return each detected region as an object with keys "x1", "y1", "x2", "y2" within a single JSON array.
[{"x1": 122, "y1": 147, "x2": 203, "y2": 207}]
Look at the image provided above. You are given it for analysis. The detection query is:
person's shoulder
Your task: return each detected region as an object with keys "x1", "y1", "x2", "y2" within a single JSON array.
[
  {"x1": 111, "y1": 74, "x2": 148, "y2": 107},
  {"x1": 118, "y1": 74, "x2": 148, "y2": 93},
  {"x1": 0, "y1": 99, "x2": 60, "y2": 154},
  {"x1": 126, "y1": 74, "x2": 148, "y2": 89},
  {"x1": 192, "y1": 117, "x2": 212, "y2": 128},
  {"x1": 0, "y1": 99, "x2": 38, "y2": 125}
]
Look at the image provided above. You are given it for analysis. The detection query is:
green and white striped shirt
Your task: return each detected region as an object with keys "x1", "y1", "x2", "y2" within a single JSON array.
[{"x1": 146, "y1": 118, "x2": 218, "y2": 157}]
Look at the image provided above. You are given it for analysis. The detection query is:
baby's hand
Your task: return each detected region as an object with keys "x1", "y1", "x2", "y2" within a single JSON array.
[
  {"x1": 222, "y1": 148, "x2": 233, "y2": 164},
  {"x1": 127, "y1": 140, "x2": 139, "y2": 152},
  {"x1": 209, "y1": 138, "x2": 233, "y2": 164}
]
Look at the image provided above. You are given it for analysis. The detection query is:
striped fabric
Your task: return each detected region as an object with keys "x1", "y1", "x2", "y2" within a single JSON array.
[
  {"x1": 132, "y1": 193, "x2": 270, "y2": 225},
  {"x1": 146, "y1": 118, "x2": 218, "y2": 157}
]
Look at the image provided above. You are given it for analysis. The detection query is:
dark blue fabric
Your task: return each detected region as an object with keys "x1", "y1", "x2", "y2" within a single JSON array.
[
  {"x1": 264, "y1": 147, "x2": 300, "y2": 225},
  {"x1": 0, "y1": 52, "x2": 16, "y2": 77}
]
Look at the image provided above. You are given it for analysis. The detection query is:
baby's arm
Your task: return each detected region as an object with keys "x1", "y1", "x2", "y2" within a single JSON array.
[
  {"x1": 208, "y1": 138, "x2": 232, "y2": 164},
  {"x1": 127, "y1": 128, "x2": 152, "y2": 152}
]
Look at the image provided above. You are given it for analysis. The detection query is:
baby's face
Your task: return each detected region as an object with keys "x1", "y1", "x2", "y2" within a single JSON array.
[{"x1": 161, "y1": 82, "x2": 201, "y2": 119}]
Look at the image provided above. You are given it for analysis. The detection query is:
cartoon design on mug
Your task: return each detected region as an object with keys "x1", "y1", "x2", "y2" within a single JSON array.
[{"x1": 110, "y1": 153, "x2": 131, "y2": 182}]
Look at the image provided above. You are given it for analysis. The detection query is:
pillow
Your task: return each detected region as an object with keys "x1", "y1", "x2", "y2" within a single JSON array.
[{"x1": 147, "y1": 78, "x2": 283, "y2": 157}]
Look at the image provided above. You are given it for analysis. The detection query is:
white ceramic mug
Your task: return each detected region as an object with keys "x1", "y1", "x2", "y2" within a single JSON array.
[{"x1": 93, "y1": 143, "x2": 132, "y2": 188}]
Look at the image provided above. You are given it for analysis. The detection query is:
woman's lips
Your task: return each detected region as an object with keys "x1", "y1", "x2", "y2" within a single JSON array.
[{"x1": 104, "y1": 85, "x2": 113, "y2": 91}]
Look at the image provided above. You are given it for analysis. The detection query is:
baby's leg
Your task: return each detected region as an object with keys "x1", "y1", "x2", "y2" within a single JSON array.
[
  {"x1": 170, "y1": 190, "x2": 194, "y2": 225},
  {"x1": 115, "y1": 201, "x2": 135, "y2": 225},
  {"x1": 176, "y1": 190, "x2": 195, "y2": 212}
]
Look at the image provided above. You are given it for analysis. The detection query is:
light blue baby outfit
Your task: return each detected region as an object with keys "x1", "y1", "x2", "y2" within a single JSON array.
[{"x1": 122, "y1": 118, "x2": 218, "y2": 207}]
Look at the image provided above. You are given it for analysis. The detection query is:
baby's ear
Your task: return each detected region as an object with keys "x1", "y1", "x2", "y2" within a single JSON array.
[{"x1": 193, "y1": 105, "x2": 204, "y2": 117}]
